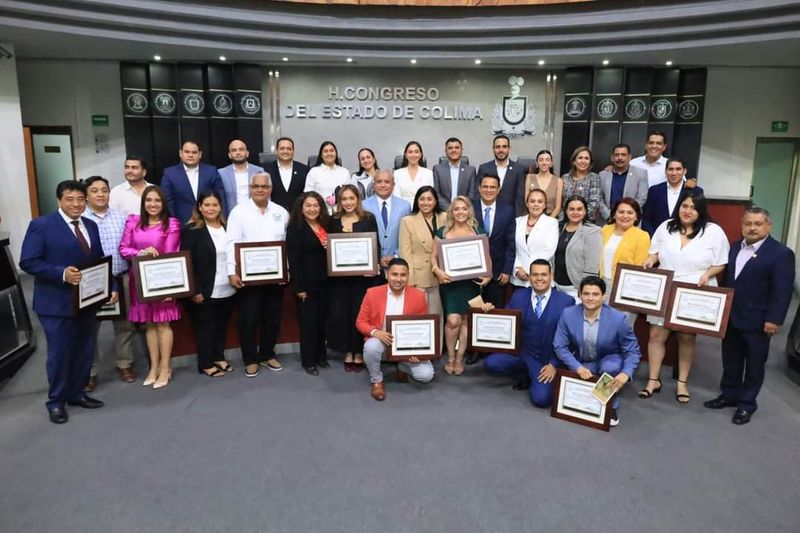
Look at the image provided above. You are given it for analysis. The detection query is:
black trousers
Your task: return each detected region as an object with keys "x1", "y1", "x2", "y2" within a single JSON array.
[
  {"x1": 720, "y1": 326, "x2": 771, "y2": 413},
  {"x1": 483, "y1": 279, "x2": 509, "y2": 309},
  {"x1": 236, "y1": 285, "x2": 285, "y2": 365},
  {"x1": 296, "y1": 283, "x2": 328, "y2": 368},
  {"x1": 186, "y1": 295, "x2": 235, "y2": 371}
]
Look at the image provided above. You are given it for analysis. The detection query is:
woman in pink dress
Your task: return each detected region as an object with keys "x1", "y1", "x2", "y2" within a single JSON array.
[{"x1": 119, "y1": 185, "x2": 181, "y2": 389}]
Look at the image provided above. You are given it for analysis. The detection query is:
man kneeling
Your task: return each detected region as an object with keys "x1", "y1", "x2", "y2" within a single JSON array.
[{"x1": 356, "y1": 258, "x2": 434, "y2": 401}]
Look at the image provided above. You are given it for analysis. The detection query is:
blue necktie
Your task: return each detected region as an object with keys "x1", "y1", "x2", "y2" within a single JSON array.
[
  {"x1": 483, "y1": 207, "x2": 492, "y2": 235},
  {"x1": 381, "y1": 200, "x2": 388, "y2": 228},
  {"x1": 534, "y1": 295, "x2": 544, "y2": 319}
]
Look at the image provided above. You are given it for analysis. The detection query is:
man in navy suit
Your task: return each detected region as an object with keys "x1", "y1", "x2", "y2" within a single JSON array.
[
  {"x1": 553, "y1": 276, "x2": 641, "y2": 426},
  {"x1": 476, "y1": 135, "x2": 526, "y2": 214},
  {"x1": 484, "y1": 259, "x2": 575, "y2": 407},
  {"x1": 363, "y1": 169, "x2": 411, "y2": 269},
  {"x1": 161, "y1": 140, "x2": 225, "y2": 223},
  {"x1": 704, "y1": 207, "x2": 795, "y2": 425},
  {"x1": 641, "y1": 157, "x2": 702, "y2": 234},
  {"x1": 263, "y1": 136, "x2": 309, "y2": 212},
  {"x1": 218, "y1": 139, "x2": 263, "y2": 218},
  {"x1": 20, "y1": 180, "x2": 118, "y2": 424},
  {"x1": 432, "y1": 137, "x2": 477, "y2": 211}
]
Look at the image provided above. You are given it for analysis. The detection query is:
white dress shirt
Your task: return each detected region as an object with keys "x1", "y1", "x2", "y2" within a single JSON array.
[
  {"x1": 449, "y1": 164, "x2": 460, "y2": 201},
  {"x1": 666, "y1": 181, "x2": 685, "y2": 215},
  {"x1": 184, "y1": 165, "x2": 200, "y2": 199},
  {"x1": 278, "y1": 163, "x2": 293, "y2": 193},
  {"x1": 495, "y1": 161, "x2": 509, "y2": 187},
  {"x1": 383, "y1": 288, "x2": 406, "y2": 329},
  {"x1": 59, "y1": 208, "x2": 90, "y2": 246},
  {"x1": 225, "y1": 199, "x2": 289, "y2": 276},
  {"x1": 304, "y1": 165, "x2": 350, "y2": 213},
  {"x1": 206, "y1": 225, "x2": 236, "y2": 298},
  {"x1": 734, "y1": 237, "x2": 766, "y2": 279},
  {"x1": 631, "y1": 155, "x2": 668, "y2": 188},
  {"x1": 234, "y1": 167, "x2": 250, "y2": 205},
  {"x1": 394, "y1": 166, "x2": 434, "y2": 205},
  {"x1": 109, "y1": 181, "x2": 153, "y2": 215}
]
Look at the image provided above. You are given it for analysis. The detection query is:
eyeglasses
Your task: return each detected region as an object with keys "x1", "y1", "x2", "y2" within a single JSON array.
[{"x1": 250, "y1": 185, "x2": 271, "y2": 190}]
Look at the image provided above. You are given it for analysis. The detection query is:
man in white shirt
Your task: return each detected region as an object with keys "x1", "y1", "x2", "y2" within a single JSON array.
[
  {"x1": 630, "y1": 130, "x2": 670, "y2": 188},
  {"x1": 476, "y1": 134, "x2": 525, "y2": 213},
  {"x1": 263, "y1": 136, "x2": 309, "y2": 212},
  {"x1": 109, "y1": 157, "x2": 153, "y2": 216},
  {"x1": 432, "y1": 137, "x2": 477, "y2": 211},
  {"x1": 218, "y1": 139, "x2": 264, "y2": 218},
  {"x1": 226, "y1": 172, "x2": 290, "y2": 377},
  {"x1": 363, "y1": 170, "x2": 411, "y2": 269}
]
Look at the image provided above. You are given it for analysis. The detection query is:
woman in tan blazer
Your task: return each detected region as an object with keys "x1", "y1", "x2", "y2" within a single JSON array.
[{"x1": 399, "y1": 185, "x2": 447, "y2": 318}]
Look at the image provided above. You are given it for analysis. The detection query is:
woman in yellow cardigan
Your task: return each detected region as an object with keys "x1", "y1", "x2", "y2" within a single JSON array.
[{"x1": 600, "y1": 197, "x2": 650, "y2": 324}]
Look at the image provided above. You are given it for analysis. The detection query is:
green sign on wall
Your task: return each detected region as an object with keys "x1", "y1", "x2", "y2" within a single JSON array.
[
  {"x1": 92, "y1": 114, "x2": 109, "y2": 127},
  {"x1": 771, "y1": 121, "x2": 789, "y2": 133}
]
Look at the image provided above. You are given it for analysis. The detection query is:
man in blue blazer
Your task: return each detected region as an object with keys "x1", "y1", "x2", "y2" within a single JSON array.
[
  {"x1": 20, "y1": 180, "x2": 118, "y2": 424},
  {"x1": 704, "y1": 207, "x2": 795, "y2": 425},
  {"x1": 363, "y1": 169, "x2": 411, "y2": 269},
  {"x1": 476, "y1": 134, "x2": 527, "y2": 215},
  {"x1": 218, "y1": 139, "x2": 263, "y2": 218},
  {"x1": 161, "y1": 140, "x2": 226, "y2": 223},
  {"x1": 641, "y1": 157, "x2": 701, "y2": 234},
  {"x1": 484, "y1": 259, "x2": 575, "y2": 407},
  {"x1": 263, "y1": 136, "x2": 309, "y2": 212},
  {"x1": 553, "y1": 276, "x2": 641, "y2": 426}
]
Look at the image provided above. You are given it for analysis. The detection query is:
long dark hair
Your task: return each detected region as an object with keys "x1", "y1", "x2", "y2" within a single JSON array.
[
  {"x1": 400, "y1": 140, "x2": 426, "y2": 168},
  {"x1": 314, "y1": 141, "x2": 342, "y2": 167},
  {"x1": 289, "y1": 191, "x2": 330, "y2": 229},
  {"x1": 188, "y1": 191, "x2": 226, "y2": 230},
  {"x1": 666, "y1": 189, "x2": 710, "y2": 239},
  {"x1": 411, "y1": 185, "x2": 443, "y2": 215},
  {"x1": 138, "y1": 185, "x2": 170, "y2": 230},
  {"x1": 335, "y1": 184, "x2": 368, "y2": 220},
  {"x1": 356, "y1": 147, "x2": 380, "y2": 174},
  {"x1": 534, "y1": 149, "x2": 556, "y2": 175}
]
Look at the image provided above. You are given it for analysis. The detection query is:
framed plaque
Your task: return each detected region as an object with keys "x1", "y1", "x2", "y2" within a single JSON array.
[
  {"x1": 610, "y1": 264, "x2": 673, "y2": 316},
  {"x1": 327, "y1": 232, "x2": 379, "y2": 277},
  {"x1": 436, "y1": 234, "x2": 492, "y2": 281},
  {"x1": 73, "y1": 256, "x2": 112, "y2": 311},
  {"x1": 235, "y1": 241, "x2": 287, "y2": 285},
  {"x1": 385, "y1": 314, "x2": 441, "y2": 361},
  {"x1": 664, "y1": 282, "x2": 733, "y2": 338},
  {"x1": 97, "y1": 275, "x2": 126, "y2": 320},
  {"x1": 550, "y1": 370, "x2": 610, "y2": 432},
  {"x1": 467, "y1": 309, "x2": 522, "y2": 353},
  {"x1": 133, "y1": 251, "x2": 195, "y2": 303}
]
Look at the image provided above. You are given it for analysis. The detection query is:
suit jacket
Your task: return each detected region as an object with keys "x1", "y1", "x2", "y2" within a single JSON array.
[
  {"x1": 506, "y1": 287, "x2": 574, "y2": 365},
  {"x1": 432, "y1": 161, "x2": 477, "y2": 210},
  {"x1": 511, "y1": 214, "x2": 559, "y2": 287},
  {"x1": 473, "y1": 200, "x2": 516, "y2": 276},
  {"x1": 355, "y1": 284, "x2": 429, "y2": 339},
  {"x1": 363, "y1": 195, "x2": 411, "y2": 258},
  {"x1": 19, "y1": 211, "x2": 107, "y2": 317},
  {"x1": 554, "y1": 304, "x2": 641, "y2": 377},
  {"x1": 598, "y1": 166, "x2": 649, "y2": 222},
  {"x1": 286, "y1": 220, "x2": 329, "y2": 293},
  {"x1": 180, "y1": 225, "x2": 220, "y2": 300},
  {"x1": 599, "y1": 224, "x2": 651, "y2": 279},
  {"x1": 560, "y1": 223, "x2": 602, "y2": 289},
  {"x1": 725, "y1": 236, "x2": 795, "y2": 331},
  {"x1": 398, "y1": 211, "x2": 447, "y2": 288},
  {"x1": 217, "y1": 163, "x2": 264, "y2": 217},
  {"x1": 641, "y1": 182, "x2": 703, "y2": 235},
  {"x1": 161, "y1": 162, "x2": 225, "y2": 224},
  {"x1": 477, "y1": 160, "x2": 526, "y2": 214},
  {"x1": 264, "y1": 160, "x2": 309, "y2": 212}
]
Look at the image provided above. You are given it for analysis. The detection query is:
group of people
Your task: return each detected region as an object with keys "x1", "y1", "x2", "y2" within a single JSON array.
[{"x1": 19, "y1": 131, "x2": 795, "y2": 429}]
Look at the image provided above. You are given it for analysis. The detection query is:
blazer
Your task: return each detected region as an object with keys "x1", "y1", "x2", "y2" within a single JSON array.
[
  {"x1": 363, "y1": 195, "x2": 411, "y2": 258},
  {"x1": 264, "y1": 160, "x2": 309, "y2": 212},
  {"x1": 161, "y1": 162, "x2": 226, "y2": 224},
  {"x1": 554, "y1": 304, "x2": 641, "y2": 377},
  {"x1": 180, "y1": 224, "x2": 228, "y2": 300},
  {"x1": 398, "y1": 211, "x2": 447, "y2": 288},
  {"x1": 559, "y1": 223, "x2": 602, "y2": 289},
  {"x1": 641, "y1": 182, "x2": 703, "y2": 235},
  {"x1": 598, "y1": 166, "x2": 649, "y2": 222},
  {"x1": 473, "y1": 200, "x2": 516, "y2": 277},
  {"x1": 511, "y1": 214, "x2": 559, "y2": 287},
  {"x1": 432, "y1": 161, "x2": 478, "y2": 210},
  {"x1": 286, "y1": 220, "x2": 328, "y2": 294},
  {"x1": 217, "y1": 163, "x2": 264, "y2": 217},
  {"x1": 600, "y1": 224, "x2": 651, "y2": 279},
  {"x1": 355, "y1": 284, "x2": 429, "y2": 339},
  {"x1": 506, "y1": 287, "x2": 575, "y2": 365},
  {"x1": 477, "y1": 160, "x2": 526, "y2": 214},
  {"x1": 19, "y1": 211, "x2": 107, "y2": 317},
  {"x1": 724, "y1": 235, "x2": 795, "y2": 331}
]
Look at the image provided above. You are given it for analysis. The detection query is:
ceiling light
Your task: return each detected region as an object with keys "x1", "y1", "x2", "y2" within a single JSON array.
[
  {"x1": 410, "y1": 59, "x2": 417, "y2": 64},
  {"x1": 346, "y1": 57, "x2": 353, "y2": 63},
  {"x1": 474, "y1": 59, "x2": 482, "y2": 65},
  {"x1": 282, "y1": 57, "x2": 289, "y2": 62},
  {"x1": 665, "y1": 60, "x2": 673, "y2": 66},
  {"x1": 153, "y1": 55, "x2": 162, "y2": 61},
  {"x1": 219, "y1": 56, "x2": 227, "y2": 62},
  {"x1": 537, "y1": 59, "x2": 545, "y2": 66},
  {"x1": 602, "y1": 59, "x2": 610, "y2": 66}
]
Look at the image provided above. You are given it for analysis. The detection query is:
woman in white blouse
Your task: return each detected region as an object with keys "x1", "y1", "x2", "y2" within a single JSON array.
[
  {"x1": 511, "y1": 189, "x2": 559, "y2": 288},
  {"x1": 394, "y1": 141, "x2": 434, "y2": 204},
  {"x1": 641, "y1": 190, "x2": 730, "y2": 402},
  {"x1": 350, "y1": 147, "x2": 378, "y2": 198},
  {"x1": 304, "y1": 141, "x2": 350, "y2": 213}
]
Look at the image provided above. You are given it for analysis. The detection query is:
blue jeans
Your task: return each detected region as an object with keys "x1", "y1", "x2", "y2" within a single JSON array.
[
  {"x1": 582, "y1": 354, "x2": 624, "y2": 410},
  {"x1": 484, "y1": 353, "x2": 556, "y2": 408}
]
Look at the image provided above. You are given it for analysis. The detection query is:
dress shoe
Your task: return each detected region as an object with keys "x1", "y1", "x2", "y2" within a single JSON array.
[
  {"x1": 67, "y1": 395, "x2": 105, "y2": 409},
  {"x1": 153, "y1": 370, "x2": 172, "y2": 389},
  {"x1": 118, "y1": 367, "x2": 136, "y2": 383},
  {"x1": 732, "y1": 409, "x2": 752, "y2": 425},
  {"x1": 48, "y1": 406, "x2": 68, "y2": 424},
  {"x1": 371, "y1": 382, "x2": 386, "y2": 401},
  {"x1": 317, "y1": 360, "x2": 330, "y2": 369},
  {"x1": 703, "y1": 395, "x2": 738, "y2": 409},
  {"x1": 305, "y1": 366, "x2": 319, "y2": 376},
  {"x1": 465, "y1": 352, "x2": 480, "y2": 365},
  {"x1": 142, "y1": 370, "x2": 158, "y2": 387},
  {"x1": 512, "y1": 377, "x2": 531, "y2": 391},
  {"x1": 84, "y1": 375, "x2": 98, "y2": 393}
]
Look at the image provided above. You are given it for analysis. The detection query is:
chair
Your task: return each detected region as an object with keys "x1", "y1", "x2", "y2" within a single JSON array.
[
  {"x1": 437, "y1": 156, "x2": 470, "y2": 166},
  {"x1": 516, "y1": 157, "x2": 537, "y2": 174},
  {"x1": 307, "y1": 155, "x2": 318, "y2": 168},
  {"x1": 258, "y1": 152, "x2": 277, "y2": 167},
  {"x1": 394, "y1": 155, "x2": 427, "y2": 170}
]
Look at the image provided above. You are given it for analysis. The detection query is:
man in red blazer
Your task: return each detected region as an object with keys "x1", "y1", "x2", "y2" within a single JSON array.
[{"x1": 356, "y1": 258, "x2": 434, "y2": 401}]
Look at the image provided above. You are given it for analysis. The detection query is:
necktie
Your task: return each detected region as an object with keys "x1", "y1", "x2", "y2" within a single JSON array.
[
  {"x1": 534, "y1": 295, "x2": 544, "y2": 319},
  {"x1": 381, "y1": 201, "x2": 388, "y2": 228},
  {"x1": 71, "y1": 220, "x2": 90, "y2": 255},
  {"x1": 483, "y1": 207, "x2": 492, "y2": 235}
]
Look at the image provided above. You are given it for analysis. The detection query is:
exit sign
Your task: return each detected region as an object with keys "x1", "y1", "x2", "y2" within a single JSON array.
[
  {"x1": 771, "y1": 121, "x2": 789, "y2": 133},
  {"x1": 92, "y1": 114, "x2": 109, "y2": 127}
]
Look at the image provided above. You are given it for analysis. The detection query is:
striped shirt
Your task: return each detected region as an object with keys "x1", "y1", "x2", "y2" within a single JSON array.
[{"x1": 83, "y1": 206, "x2": 128, "y2": 276}]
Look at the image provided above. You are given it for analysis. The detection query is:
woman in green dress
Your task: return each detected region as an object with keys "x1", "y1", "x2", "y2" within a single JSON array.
[{"x1": 431, "y1": 196, "x2": 491, "y2": 375}]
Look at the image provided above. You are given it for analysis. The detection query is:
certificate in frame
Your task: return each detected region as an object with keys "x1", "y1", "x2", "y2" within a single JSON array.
[
  {"x1": 664, "y1": 282, "x2": 733, "y2": 338},
  {"x1": 327, "y1": 232, "x2": 380, "y2": 277},
  {"x1": 133, "y1": 251, "x2": 195, "y2": 303},
  {"x1": 466, "y1": 309, "x2": 522, "y2": 354},
  {"x1": 235, "y1": 241, "x2": 288, "y2": 285},
  {"x1": 96, "y1": 275, "x2": 126, "y2": 320},
  {"x1": 550, "y1": 370, "x2": 611, "y2": 432},
  {"x1": 610, "y1": 264, "x2": 673, "y2": 316},
  {"x1": 436, "y1": 234, "x2": 492, "y2": 281},
  {"x1": 385, "y1": 314, "x2": 441, "y2": 361},
  {"x1": 73, "y1": 256, "x2": 112, "y2": 311}
]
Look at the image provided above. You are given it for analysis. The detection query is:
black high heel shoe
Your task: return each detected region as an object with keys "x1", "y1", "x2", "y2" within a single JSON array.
[
  {"x1": 638, "y1": 378, "x2": 662, "y2": 399},
  {"x1": 676, "y1": 379, "x2": 691, "y2": 404}
]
